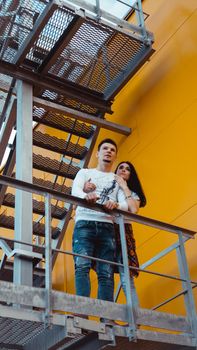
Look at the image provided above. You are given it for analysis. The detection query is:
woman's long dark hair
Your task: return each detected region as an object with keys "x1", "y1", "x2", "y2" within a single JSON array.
[{"x1": 115, "y1": 161, "x2": 146, "y2": 207}]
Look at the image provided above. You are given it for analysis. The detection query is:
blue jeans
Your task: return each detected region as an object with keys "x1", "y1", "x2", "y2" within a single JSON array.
[{"x1": 73, "y1": 220, "x2": 116, "y2": 301}]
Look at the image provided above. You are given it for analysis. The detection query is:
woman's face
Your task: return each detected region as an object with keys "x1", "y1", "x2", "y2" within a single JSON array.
[{"x1": 116, "y1": 163, "x2": 131, "y2": 181}]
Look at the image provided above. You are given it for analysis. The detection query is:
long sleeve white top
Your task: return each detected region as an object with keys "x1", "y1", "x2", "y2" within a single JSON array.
[{"x1": 72, "y1": 168, "x2": 128, "y2": 223}]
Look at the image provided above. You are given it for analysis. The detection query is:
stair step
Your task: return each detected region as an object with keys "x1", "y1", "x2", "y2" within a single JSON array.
[
  {"x1": 33, "y1": 131, "x2": 87, "y2": 159},
  {"x1": 5, "y1": 239, "x2": 44, "y2": 256},
  {"x1": 0, "y1": 261, "x2": 45, "y2": 287},
  {"x1": 0, "y1": 214, "x2": 61, "y2": 239},
  {"x1": 3, "y1": 193, "x2": 68, "y2": 220},
  {"x1": 33, "y1": 154, "x2": 80, "y2": 179},
  {"x1": 11, "y1": 175, "x2": 71, "y2": 195},
  {"x1": 33, "y1": 108, "x2": 94, "y2": 139},
  {"x1": 0, "y1": 239, "x2": 44, "y2": 268},
  {"x1": 33, "y1": 177, "x2": 71, "y2": 194}
]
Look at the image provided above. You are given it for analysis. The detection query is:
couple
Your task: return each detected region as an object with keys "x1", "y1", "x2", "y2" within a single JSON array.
[{"x1": 72, "y1": 138, "x2": 146, "y2": 305}]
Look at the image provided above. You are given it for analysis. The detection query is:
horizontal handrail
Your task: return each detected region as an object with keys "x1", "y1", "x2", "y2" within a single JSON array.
[
  {"x1": 0, "y1": 234, "x2": 197, "y2": 285},
  {"x1": 0, "y1": 175, "x2": 196, "y2": 237},
  {"x1": 0, "y1": 174, "x2": 197, "y2": 335}
]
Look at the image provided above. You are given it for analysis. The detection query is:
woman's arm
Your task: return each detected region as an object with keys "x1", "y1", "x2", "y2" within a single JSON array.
[{"x1": 115, "y1": 175, "x2": 140, "y2": 213}]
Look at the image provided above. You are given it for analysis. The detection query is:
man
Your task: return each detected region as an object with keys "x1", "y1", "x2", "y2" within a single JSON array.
[{"x1": 72, "y1": 138, "x2": 128, "y2": 302}]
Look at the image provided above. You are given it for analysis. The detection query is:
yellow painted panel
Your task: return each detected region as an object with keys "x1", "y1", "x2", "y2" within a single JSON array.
[{"x1": 51, "y1": 1, "x2": 197, "y2": 318}]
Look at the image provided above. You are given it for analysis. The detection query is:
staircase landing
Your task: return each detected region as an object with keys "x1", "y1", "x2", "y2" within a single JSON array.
[{"x1": 0, "y1": 281, "x2": 195, "y2": 350}]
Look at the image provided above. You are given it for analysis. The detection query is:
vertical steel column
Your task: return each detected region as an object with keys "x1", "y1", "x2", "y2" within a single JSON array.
[
  {"x1": 14, "y1": 80, "x2": 33, "y2": 286},
  {"x1": 117, "y1": 215, "x2": 136, "y2": 340},
  {"x1": 135, "y1": 0, "x2": 147, "y2": 40},
  {"x1": 176, "y1": 231, "x2": 197, "y2": 341},
  {"x1": 95, "y1": 0, "x2": 101, "y2": 20},
  {"x1": 45, "y1": 193, "x2": 52, "y2": 327}
]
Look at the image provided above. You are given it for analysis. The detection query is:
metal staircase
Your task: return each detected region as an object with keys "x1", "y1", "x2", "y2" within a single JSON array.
[
  {"x1": 0, "y1": 1, "x2": 196, "y2": 350},
  {"x1": 0, "y1": 100, "x2": 100, "y2": 285}
]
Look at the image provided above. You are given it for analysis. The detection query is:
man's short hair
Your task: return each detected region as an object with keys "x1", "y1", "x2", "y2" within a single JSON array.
[{"x1": 97, "y1": 138, "x2": 117, "y2": 152}]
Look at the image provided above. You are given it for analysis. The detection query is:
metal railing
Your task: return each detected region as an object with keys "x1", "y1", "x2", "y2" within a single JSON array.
[{"x1": 0, "y1": 174, "x2": 196, "y2": 341}]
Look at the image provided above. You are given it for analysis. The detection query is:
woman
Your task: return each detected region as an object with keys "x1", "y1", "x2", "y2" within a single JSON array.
[
  {"x1": 83, "y1": 161, "x2": 146, "y2": 305},
  {"x1": 114, "y1": 161, "x2": 146, "y2": 306}
]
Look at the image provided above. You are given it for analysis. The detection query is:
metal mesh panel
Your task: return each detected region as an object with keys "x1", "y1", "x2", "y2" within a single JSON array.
[
  {"x1": 40, "y1": 89, "x2": 99, "y2": 115},
  {"x1": 48, "y1": 18, "x2": 112, "y2": 91},
  {"x1": 26, "y1": 7, "x2": 74, "y2": 67},
  {"x1": 47, "y1": 16, "x2": 145, "y2": 94},
  {"x1": 33, "y1": 106, "x2": 94, "y2": 139},
  {"x1": 0, "y1": 316, "x2": 44, "y2": 345},
  {"x1": 3, "y1": 192, "x2": 68, "y2": 219},
  {"x1": 0, "y1": 0, "x2": 49, "y2": 62},
  {"x1": 0, "y1": 1, "x2": 154, "y2": 110},
  {"x1": 80, "y1": 31, "x2": 145, "y2": 93},
  {"x1": 33, "y1": 130, "x2": 88, "y2": 159}
]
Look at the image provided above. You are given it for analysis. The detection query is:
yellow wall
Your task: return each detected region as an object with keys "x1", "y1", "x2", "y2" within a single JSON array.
[{"x1": 54, "y1": 0, "x2": 197, "y2": 316}]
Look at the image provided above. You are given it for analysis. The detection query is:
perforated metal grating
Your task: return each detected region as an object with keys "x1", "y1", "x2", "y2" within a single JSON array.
[
  {"x1": 0, "y1": 213, "x2": 61, "y2": 238},
  {"x1": 33, "y1": 106, "x2": 94, "y2": 139},
  {"x1": 0, "y1": 315, "x2": 86, "y2": 348},
  {"x1": 26, "y1": 7, "x2": 75, "y2": 66},
  {"x1": 40, "y1": 89, "x2": 99, "y2": 115},
  {"x1": 0, "y1": 0, "x2": 49, "y2": 62},
  {"x1": 47, "y1": 17, "x2": 145, "y2": 94},
  {"x1": 0, "y1": 0, "x2": 154, "y2": 114},
  {"x1": 0, "y1": 73, "x2": 12, "y2": 91},
  {"x1": 0, "y1": 316, "x2": 44, "y2": 346}
]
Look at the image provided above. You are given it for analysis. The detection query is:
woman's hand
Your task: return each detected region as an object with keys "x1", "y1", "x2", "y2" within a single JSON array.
[
  {"x1": 115, "y1": 175, "x2": 128, "y2": 191},
  {"x1": 83, "y1": 179, "x2": 96, "y2": 193}
]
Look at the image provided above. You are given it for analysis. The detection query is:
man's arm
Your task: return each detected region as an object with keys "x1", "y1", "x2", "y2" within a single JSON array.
[
  {"x1": 72, "y1": 169, "x2": 87, "y2": 199},
  {"x1": 72, "y1": 170, "x2": 99, "y2": 203}
]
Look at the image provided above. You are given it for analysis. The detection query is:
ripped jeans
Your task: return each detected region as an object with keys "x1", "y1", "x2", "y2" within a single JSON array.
[{"x1": 73, "y1": 220, "x2": 116, "y2": 301}]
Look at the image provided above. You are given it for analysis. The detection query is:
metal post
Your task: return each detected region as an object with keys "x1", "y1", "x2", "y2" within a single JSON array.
[
  {"x1": 176, "y1": 231, "x2": 197, "y2": 341},
  {"x1": 135, "y1": 0, "x2": 148, "y2": 41},
  {"x1": 117, "y1": 215, "x2": 136, "y2": 340},
  {"x1": 45, "y1": 193, "x2": 52, "y2": 327},
  {"x1": 114, "y1": 280, "x2": 121, "y2": 302},
  {"x1": 95, "y1": 0, "x2": 101, "y2": 21},
  {"x1": 14, "y1": 80, "x2": 33, "y2": 287}
]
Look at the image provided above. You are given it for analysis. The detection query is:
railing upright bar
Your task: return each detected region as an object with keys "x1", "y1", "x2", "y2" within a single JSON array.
[
  {"x1": 95, "y1": 0, "x2": 101, "y2": 20},
  {"x1": 45, "y1": 193, "x2": 52, "y2": 328},
  {"x1": 135, "y1": 0, "x2": 147, "y2": 40},
  {"x1": 176, "y1": 231, "x2": 197, "y2": 341},
  {"x1": 114, "y1": 280, "x2": 121, "y2": 302},
  {"x1": 117, "y1": 215, "x2": 136, "y2": 340}
]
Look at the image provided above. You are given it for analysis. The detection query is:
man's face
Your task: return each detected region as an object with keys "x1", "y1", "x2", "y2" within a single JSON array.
[{"x1": 96, "y1": 142, "x2": 117, "y2": 165}]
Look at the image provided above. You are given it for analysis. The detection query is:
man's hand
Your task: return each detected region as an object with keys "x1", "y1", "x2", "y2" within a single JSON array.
[
  {"x1": 84, "y1": 179, "x2": 96, "y2": 193},
  {"x1": 104, "y1": 200, "x2": 119, "y2": 210},
  {"x1": 85, "y1": 192, "x2": 99, "y2": 203}
]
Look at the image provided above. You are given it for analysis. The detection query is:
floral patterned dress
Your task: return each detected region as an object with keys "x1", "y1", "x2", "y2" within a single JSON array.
[{"x1": 114, "y1": 223, "x2": 139, "y2": 277}]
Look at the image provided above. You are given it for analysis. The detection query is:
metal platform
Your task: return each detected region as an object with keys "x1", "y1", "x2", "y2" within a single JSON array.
[
  {"x1": 0, "y1": 281, "x2": 196, "y2": 350},
  {"x1": 0, "y1": 0, "x2": 154, "y2": 115},
  {"x1": 0, "y1": 175, "x2": 196, "y2": 349}
]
